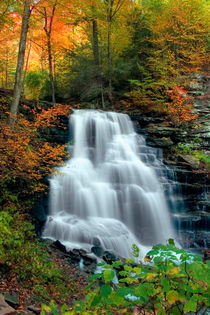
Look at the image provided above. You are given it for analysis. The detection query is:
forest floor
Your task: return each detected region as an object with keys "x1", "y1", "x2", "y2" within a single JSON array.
[{"x1": 0, "y1": 241, "x2": 88, "y2": 314}]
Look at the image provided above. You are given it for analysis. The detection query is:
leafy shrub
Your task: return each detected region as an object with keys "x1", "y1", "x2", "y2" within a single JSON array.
[
  {"x1": 126, "y1": 76, "x2": 168, "y2": 113},
  {"x1": 0, "y1": 104, "x2": 71, "y2": 205},
  {"x1": 174, "y1": 143, "x2": 210, "y2": 169},
  {"x1": 194, "y1": 151, "x2": 210, "y2": 169},
  {"x1": 25, "y1": 71, "x2": 48, "y2": 100},
  {"x1": 0, "y1": 208, "x2": 74, "y2": 301},
  {"x1": 166, "y1": 86, "x2": 198, "y2": 126},
  {"x1": 42, "y1": 240, "x2": 210, "y2": 314}
]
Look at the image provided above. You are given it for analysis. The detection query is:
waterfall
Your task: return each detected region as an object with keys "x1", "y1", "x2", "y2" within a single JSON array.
[{"x1": 43, "y1": 110, "x2": 176, "y2": 259}]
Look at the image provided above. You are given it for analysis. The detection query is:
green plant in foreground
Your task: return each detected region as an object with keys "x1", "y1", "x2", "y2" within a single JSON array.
[
  {"x1": 42, "y1": 240, "x2": 210, "y2": 314},
  {"x1": 0, "y1": 208, "x2": 74, "y2": 301}
]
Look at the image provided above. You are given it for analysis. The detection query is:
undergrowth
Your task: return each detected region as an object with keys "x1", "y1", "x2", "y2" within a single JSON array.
[
  {"x1": 174, "y1": 142, "x2": 210, "y2": 169},
  {"x1": 42, "y1": 240, "x2": 210, "y2": 314}
]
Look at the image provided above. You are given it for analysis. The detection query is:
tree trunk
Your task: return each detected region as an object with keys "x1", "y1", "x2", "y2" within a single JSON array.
[
  {"x1": 93, "y1": 19, "x2": 100, "y2": 67},
  {"x1": 24, "y1": 43, "x2": 31, "y2": 78},
  {"x1": 43, "y1": 2, "x2": 57, "y2": 104},
  {"x1": 5, "y1": 47, "x2": 8, "y2": 88},
  {"x1": 92, "y1": 19, "x2": 105, "y2": 108},
  {"x1": 22, "y1": 43, "x2": 31, "y2": 96},
  {"x1": 107, "y1": 18, "x2": 112, "y2": 104},
  {"x1": 47, "y1": 34, "x2": 56, "y2": 104},
  {"x1": 9, "y1": 0, "x2": 31, "y2": 125}
]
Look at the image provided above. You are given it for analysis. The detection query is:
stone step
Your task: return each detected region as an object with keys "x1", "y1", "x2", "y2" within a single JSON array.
[
  {"x1": 167, "y1": 199, "x2": 210, "y2": 213},
  {"x1": 172, "y1": 212, "x2": 210, "y2": 232},
  {"x1": 173, "y1": 169, "x2": 209, "y2": 185},
  {"x1": 179, "y1": 183, "x2": 208, "y2": 196},
  {"x1": 177, "y1": 230, "x2": 210, "y2": 249}
]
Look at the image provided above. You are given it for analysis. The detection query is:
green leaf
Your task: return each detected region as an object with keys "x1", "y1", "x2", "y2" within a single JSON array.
[
  {"x1": 112, "y1": 260, "x2": 123, "y2": 269},
  {"x1": 101, "y1": 285, "x2": 112, "y2": 297},
  {"x1": 83, "y1": 280, "x2": 95, "y2": 292},
  {"x1": 157, "y1": 308, "x2": 166, "y2": 315},
  {"x1": 147, "y1": 249, "x2": 159, "y2": 257},
  {"x1": 161, "y1": 278, "x2": 170, "y2": 292},
  {"x1": 184, "y1": 296, "x2": 197, "y2": 313},
  {"x1": 168, "y1": 239, "x2": 175, "y2": 246},
  {"x1": 132, "y1": 244, "x2": 140, "y2": 258},
  {"x1": 206, "y1": 260, "x2": 210, "y2": 267},
  {"x1": 119, "y1": 270, "x2": 128, "y2": 277},
  {"x1": 103, "y1": 270, "x2": 115, "y2": 283},
  {"x1": 126, "y1": 258, "x2": 135, "y2": 264},
  {"x1": 115, "y1": 287, "x2": 134, "y2": 297},
  {"x1": 97, "y1": 261, "x2": 106, "y2": 267},
  {"x1": 135, "y1": 284, "x2": 148, "y2": 298},
  {"x1": 87, "y1": 273, "x2": 102, "y2": 281},
  {"x1": 133, "y1": 267, "x2": 142, "y2": 275},
  {"x1": 61, "y1": 304, "x2": 68, "y2": 313},
  {"x1": 90, "y1": 294, "x2": 102, "y2": 307},
  {"x1": 124, "y1": 265, "x2": 132, "y2": 272},
  {"x1": 41, "y1": 305, "x2": 51, "y2": 312},
  {"x1": 166, "y1": 290, "x2": 179, "y2": 305},
  {"x1": 171, "y1": 305, "x2": 182, "y2": 314}
]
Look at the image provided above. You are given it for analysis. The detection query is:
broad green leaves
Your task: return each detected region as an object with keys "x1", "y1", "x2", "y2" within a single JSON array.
[
  {"x1": 103, "y1": 270, "x2": 115, "y2": 283},
  {"x1": 42, "y1": 241, "x2": 210, "y2": 314},
  {"x1": 71, "y1": 241, "x2": 210, "y2": 314}
]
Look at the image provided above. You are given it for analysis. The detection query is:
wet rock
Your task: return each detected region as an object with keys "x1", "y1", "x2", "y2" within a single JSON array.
[
  {"x1": 103, "y1": 251, "x2": 117, "y2": 264},
  {"x1": 128, "y1": 107, "x2": 210, "y2": 253},
  {"x1": 178, "y1": 155, "x2": 199, "y2": 169},
  {"x1": 0, "y1": 295, "x2": 15, "y2": 315},
  {"x1": 91, "y1": 245, "x2": 103, "y2": 257},
  {"x1": 28, "y1": 305, "x2": 41, "y2": 314},
  {"x1": 31, "y1": 195, "x2": 49, "y2": 235},
  {"x1": 51, "y1": 240, "x2": 67, "y2": 253},
  {"x1": 91, "y1": 238, "x2": 104, "y2": 257},
  {"x1": 68, "y1": 249, "x2": 97, "y2": 272},
  {"x1": 147, "y1": 124, "x2": 177, "y2": 137},
  {"x1": 174, "y1": 169, "x2": 208, "y2": 185},
  {"x1": 147, "y1": 137, "x2": 174, "y2": 148},
  {"x1": 179, "y1": 183, "x2": 206, "y2": 196}
]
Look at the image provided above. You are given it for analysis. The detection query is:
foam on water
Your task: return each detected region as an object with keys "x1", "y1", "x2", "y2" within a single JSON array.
[{"x1": 43, "y1": 110, "x2": 176, "y2": 259}]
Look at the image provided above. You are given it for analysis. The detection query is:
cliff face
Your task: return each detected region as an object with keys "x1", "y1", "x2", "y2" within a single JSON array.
[{"x1": 129, "y1": 83, "x2": 209, "y2": 253}]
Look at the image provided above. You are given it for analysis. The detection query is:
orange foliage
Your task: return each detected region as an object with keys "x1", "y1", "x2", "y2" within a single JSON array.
[
  {"x1": 33, "y1": 103, "x2": 70, "y2": 128},
  {"x1": 166, "y1": 86, "x2": 198, "y2": 125},
  {"x1": 0, "y1": 104, "x2": 71, "y2": 195}
]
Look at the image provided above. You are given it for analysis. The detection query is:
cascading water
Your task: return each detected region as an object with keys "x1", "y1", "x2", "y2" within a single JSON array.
[{"x1": 43, "y1": 110, "x2": 176, "y2": 259}]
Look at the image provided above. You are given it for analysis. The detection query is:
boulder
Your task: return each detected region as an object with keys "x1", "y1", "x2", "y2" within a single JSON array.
[
  {"x1": 91, "y1": 238, "x2": 104, "y2": 257},
  {"x1": 51, "y1": 240, "x2": 67, "y2": 253},
  {"x1": 178, "y1": 154, "x2": 198, "y2": 169},
  {"x1": 28, "y1": 305, "x2": 41, "y2": 314},
  {"x1": 0, "y1": 295, "x2": 16, "y2": 315}
]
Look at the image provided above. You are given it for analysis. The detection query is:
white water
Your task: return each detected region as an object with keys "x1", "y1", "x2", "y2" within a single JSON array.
[{"x1": 43, "y1": 110, "x2": 175, "y2": 259}]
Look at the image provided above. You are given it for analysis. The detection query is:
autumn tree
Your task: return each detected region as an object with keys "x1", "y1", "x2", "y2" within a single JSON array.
[
  {"x1": 148, "y1": 0, "x2": 210, "y2": 85},
  {"x1": 9, "y1": 0, "x2": 33, "y2": 125},
  {"x1": 0, "y1": 0, "x2": 14, "y2": 30},
  {"x1": 39, "y1": 0, "x2": 57, "y2": 104},
  {"x1": 103, "y1": 0, "x2": 127, "y2": 103}
]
